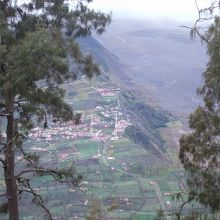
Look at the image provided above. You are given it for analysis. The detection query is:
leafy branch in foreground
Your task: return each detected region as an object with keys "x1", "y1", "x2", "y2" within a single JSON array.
[
  {"x1": 179, "y1": 0, "x2": 220, "y2": 216},
  {"x1": 16, "y1": 165, "x2": 82, "y2": 220},
  {"x1": 0, "y1": 0, "x2": 111, "y2": 219},
  {"x1": 180, "y1": 0, "x2": 220, "y2": 43}
]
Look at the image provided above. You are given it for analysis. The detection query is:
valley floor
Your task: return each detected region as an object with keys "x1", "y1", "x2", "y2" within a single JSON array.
[{"x1": 0, "y1": 74, "x2": 190, "y2": 220}]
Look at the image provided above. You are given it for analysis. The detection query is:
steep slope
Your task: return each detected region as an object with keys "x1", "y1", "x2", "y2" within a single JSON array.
[
  {"x1": 77, "y1": 36, "x2": 133, "y2": 87},
  {"x1": 77, "y1": 36, "x2": 121, "y2": 72},
  {"x1": 77, "y1": 35, "x2": 172, "y2": 159}
]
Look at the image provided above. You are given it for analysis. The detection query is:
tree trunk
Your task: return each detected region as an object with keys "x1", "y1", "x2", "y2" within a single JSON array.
[{"x1": 5, "y1": 97, "x2": 19, "y2": 220}]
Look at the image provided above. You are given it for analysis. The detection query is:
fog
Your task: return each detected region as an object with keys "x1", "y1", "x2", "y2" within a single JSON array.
[{"x1": 90, "y1": 0, "x2": 209, "y2": 22}]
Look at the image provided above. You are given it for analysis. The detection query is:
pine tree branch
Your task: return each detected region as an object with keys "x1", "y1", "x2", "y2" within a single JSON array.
[
  {"x1": 194, "y1": 0, "x2": 200, "y2": 14},
  {"x1": 17, "y1": 177, "x2": 53, "y2": 219},
  {"x1": 178, "y1": 197, "x2": 195, "y2": 216},
  {"x1": 14, "y1": 100, "x2": 27, "y2": 104},
  {"x1": 180, "y1": 0, "x2": 216, "y2": 44},
  {"x1": 0, "y1": 112, "x2": 9, "y2": 117},
  {"x1": 180, "y1": 25, "x2": 209, "y2": 44},
  {"x1": 14, "y1": 100, "x2": 27, "y2": 112},
  {"x1": 15, "y1": 157, "x2": 27, "y2": 166},
  {"x1": 16, "y1": 168, "x2": 48, "y2": 177},
  {"x1": 19, "y1": 188, "x2": 53, "y2": 220},
  {"x1": 16, "y1": 167, "x2": 80, "y2": 186},
  {"x1": 168, "y1": 196, "x2": 196, "y2": 220},
  {"x1": 17, "y1": 146, "x2": 37, "y2": 165}
]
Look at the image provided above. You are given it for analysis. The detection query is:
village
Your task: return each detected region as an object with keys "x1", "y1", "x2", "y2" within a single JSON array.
[
  {"x1": 24, "y1": 81, "x2": 180, "y2": 220},
  {"x1": 28, "y1": 86, "x2": 131, "y2": 151}
]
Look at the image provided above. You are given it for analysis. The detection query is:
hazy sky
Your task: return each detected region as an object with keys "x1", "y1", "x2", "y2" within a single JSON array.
[{"x1": 89, "y1": 0, "x2": 208, "y2": 22}]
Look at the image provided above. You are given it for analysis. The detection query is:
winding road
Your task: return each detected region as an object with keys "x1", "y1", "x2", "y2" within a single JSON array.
[{"x1": 150, "y1": 180, "x2": 171, "y2": 220}]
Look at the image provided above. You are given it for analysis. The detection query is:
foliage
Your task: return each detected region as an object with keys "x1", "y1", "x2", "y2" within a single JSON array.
[
  {"x1": 179, "y1": 0, "x2": 220, "y2": 214},
  {"x1": 0, "y1": 0, "x2": 111, "y2": 219}
]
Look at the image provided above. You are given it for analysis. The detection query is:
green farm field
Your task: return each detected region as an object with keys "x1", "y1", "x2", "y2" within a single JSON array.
[{"x1": 0, "y1": 75, "x2": 186, "y2": 220}]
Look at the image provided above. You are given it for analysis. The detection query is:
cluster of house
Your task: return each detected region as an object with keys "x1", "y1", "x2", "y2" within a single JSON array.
[
  {"x1": 28, "y1": 123, "x2": 90, "y2": 142},
  {"x1": 28, "y1": 85, "x2": 131, "y2": 149},
  {"x1": 115, "y1": 119, "x2": 131, "y2": 133},
  {"x1": 96, "y1": 87, "x2": 120, "y2": 97},
  {"x1": 111, "y1": 119, "x2": 131, "y2": 141}
]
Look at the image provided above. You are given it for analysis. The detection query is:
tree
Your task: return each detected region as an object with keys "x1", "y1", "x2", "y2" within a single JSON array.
[
  {"x1": 179, "y1": 0, "x2": 220, "y2": 215},
  {"x1": 0, "y1": 1, "x2": 111, "y2": 219}
]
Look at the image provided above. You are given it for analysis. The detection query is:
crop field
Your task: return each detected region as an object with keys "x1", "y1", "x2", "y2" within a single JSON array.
[{"x1": 0, "y1": 75, "x2": 186, "y2": 220}]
